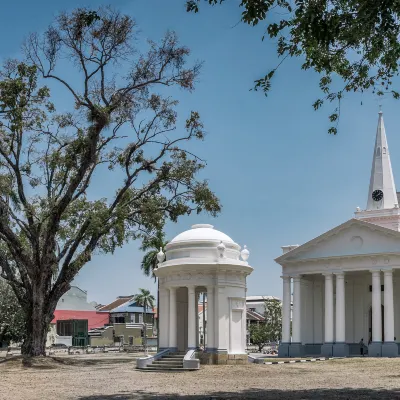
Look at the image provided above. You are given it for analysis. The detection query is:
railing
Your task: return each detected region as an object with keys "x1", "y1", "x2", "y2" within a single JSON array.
[
  {"x1": 183, "y1": 349, "x2": 200, "y2": 370},
  {"x1": 136, "y1": 348, "x2": 170, "y2": 369}
]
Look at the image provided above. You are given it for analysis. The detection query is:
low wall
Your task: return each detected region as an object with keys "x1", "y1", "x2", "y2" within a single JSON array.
[{"x1": 198, "y1": 353, "x2": 248, "y2": 365}]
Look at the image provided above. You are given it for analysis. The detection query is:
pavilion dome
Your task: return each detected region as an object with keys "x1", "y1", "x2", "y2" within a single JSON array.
[
  {"x1": 170, "y1": 224, "x2": 234, "y2": 244},
  {"x1": 163, "y1": 224, "x2": 246, "y2": 263}
]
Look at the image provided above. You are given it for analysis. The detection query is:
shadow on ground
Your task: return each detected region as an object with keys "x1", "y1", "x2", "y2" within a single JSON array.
[
  {"x1": 78, "y1": 388, "x2": 400, "y2": 400},
  {"x1": 0, "y1": 356, "x2": 136, "y2": 369}
]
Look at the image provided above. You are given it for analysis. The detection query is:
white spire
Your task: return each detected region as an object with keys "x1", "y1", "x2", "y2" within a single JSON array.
[{"x1": 366, "y1": 111, "x2": 397, "y2": 210}]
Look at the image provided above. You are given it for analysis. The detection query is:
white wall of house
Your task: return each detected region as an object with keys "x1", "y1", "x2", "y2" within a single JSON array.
[{"x1": 56, "y1": 286, "x2": 96, "y2": 311}]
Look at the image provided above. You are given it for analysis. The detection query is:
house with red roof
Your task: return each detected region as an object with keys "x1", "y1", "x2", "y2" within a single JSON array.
[{"x1": 46, "y1": 286, "x2": 108, "y2": 347}]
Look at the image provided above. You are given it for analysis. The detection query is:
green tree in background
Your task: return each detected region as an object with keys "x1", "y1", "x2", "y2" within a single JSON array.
[
  {"x1": 249, "y1": 323, "x2": 270, "y2": 353},
  {"x1": 249, "y1": 299, "x2": 282, "y2": 352},
  {"x1": 0, "y1": 280, "x2": 26, "y2": 346},
  {"x1": 188, "y1": 0, "x2": 400, "y2": 133},
  {"x1": 264, "y1": 298, "x2": 282, "y2": 343},
  {"x1": 140, "y1": 231, "x2": 168, "y2": 281},
  {"x1": 0, "y1": 7, "x2": 220, "y2": 357},
  {"x1": 133, "y1": 288, "x2": 156, "y2": 355}
]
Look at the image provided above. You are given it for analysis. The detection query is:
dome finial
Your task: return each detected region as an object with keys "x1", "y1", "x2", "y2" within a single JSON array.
[
  {"x1": 217, "y1": 241, "x2": 226, "y2": 258},
  {"x1": 241, "y1": 245, "x2": 250, "y2": 261},
  {"x1": 157, "y1": 247, "x2": 165, "y2": 264}
]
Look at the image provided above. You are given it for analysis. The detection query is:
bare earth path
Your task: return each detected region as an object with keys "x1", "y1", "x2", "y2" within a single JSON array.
[{"x1": 2, "y1": 356, "x2": 400, "y2": 399}]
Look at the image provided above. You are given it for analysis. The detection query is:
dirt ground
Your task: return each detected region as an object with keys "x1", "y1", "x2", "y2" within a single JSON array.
[{"x1": 2, "y1": 355, "x2": 400, "y2": 399}]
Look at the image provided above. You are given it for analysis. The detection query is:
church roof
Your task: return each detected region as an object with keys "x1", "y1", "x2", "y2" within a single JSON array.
[
  {"x1": 275, "y1": 218, "x2": 400, "y2": 264},
  {"x1": 366, "y1": 111, "x2": 397, "y2": 210}
]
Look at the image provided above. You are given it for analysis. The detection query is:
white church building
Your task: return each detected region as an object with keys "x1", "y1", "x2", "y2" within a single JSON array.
[{"x1": 276, "y1": 111, "x2": 400, "y2": 358}]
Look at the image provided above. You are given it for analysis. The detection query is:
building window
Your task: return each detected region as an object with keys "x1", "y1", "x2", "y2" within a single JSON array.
[
  {"x1": 114, "y1": 316, "x2": 125, "y2": 323},
  {"x1": 57, "y1": 320, "x2": 72, "y2": 336},
  {"x1": 135, "y1": 313, "x2": 140, "y2": 323},
  {"x1": 383, "y1": 147, "x2": 387, "y2": 154}
]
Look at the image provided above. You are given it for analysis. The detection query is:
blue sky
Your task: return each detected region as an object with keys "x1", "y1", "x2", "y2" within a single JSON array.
[{"x1": 2, "y1": 0, "x2": 400, "y2": 305}]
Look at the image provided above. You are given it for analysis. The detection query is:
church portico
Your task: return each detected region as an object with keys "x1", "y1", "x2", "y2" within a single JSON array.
[{"x1": 279, "y1": 259, "x2": 400, "y2": 358}]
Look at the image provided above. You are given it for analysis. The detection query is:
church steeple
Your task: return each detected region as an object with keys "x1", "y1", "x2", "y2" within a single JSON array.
[{"x1": 366, "y1": 111, "x2": 398, "y2": 210}]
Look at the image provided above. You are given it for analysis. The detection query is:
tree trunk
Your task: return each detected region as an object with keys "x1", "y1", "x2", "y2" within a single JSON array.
[{"x1": 21, "y1": 286, "x2": 56, "y2": 357}]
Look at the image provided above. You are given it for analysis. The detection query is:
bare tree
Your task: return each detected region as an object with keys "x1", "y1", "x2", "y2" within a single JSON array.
[{"x1": 0, "y1": 7, "x2": 220, "y2": 356}]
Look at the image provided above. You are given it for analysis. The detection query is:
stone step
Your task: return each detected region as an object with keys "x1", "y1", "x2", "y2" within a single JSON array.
[
  {"x1": 153, "y1": 360, "x2": 183, "y2": 365},
  {"x1": 146, "y1": 364, "x2": 184, "y2": 369},
  {"x1": 165, "y1": 354, "x2": 185, "y2": 357},
  {"x1": 140, "y1": 368, "x2": 189, "y2": 372},
  {"x1": 161, "y1": 357, "x2": 184, "y2": 361}
]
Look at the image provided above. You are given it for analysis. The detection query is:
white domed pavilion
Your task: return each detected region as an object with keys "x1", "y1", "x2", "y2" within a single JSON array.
[{"x1": 154, "y1": 224, "x2": 253, "y2": 365}]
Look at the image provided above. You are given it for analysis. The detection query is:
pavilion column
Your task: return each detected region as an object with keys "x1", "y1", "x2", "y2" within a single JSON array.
[
  {"x1": 383, "y1": 269, "x2": 394, "y2": 342},
  {"x1": 281, "y1": 276, "x2": 291, "y2": 343},
  {"x1": 168, "y1": 286, "x2": 177, "y2": 349},
  {"x1": 371, "y1": 270, "x2": 382, "y2": 343},
  {"x1": 158, "y1": 287, "x2": 169, "y2": 349},
  {"x1": 206, "y1": 286, "x2": 215, "y2": 350},
  {"x1": 324, "y1": 273, "x2": 334, "y2": 343},
  {"x1": 187, "y1": 285, "x2": 196, "y2": 349},
  {"x1": 335, "y1": 272, "x2": 345, "y2": 343},
  {"x1": 292, "y1": 276, "x2": 301, "y2": 343}
]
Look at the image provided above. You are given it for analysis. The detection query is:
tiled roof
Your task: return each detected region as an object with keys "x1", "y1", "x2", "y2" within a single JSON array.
[
  {"x1": 246, "y1": 310, "x2": 265, "y2": 321},
  {"x1": 97, "y1": 296, "x2": 133, "y2": 311},
  {"x1": 246, "y1": 295, "x2": 281, "y2": 302}
]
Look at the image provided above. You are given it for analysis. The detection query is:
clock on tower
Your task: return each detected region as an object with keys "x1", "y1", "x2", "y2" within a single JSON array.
[{"x1": 372, "y1": 189, "x2": 384, "y2": 202}]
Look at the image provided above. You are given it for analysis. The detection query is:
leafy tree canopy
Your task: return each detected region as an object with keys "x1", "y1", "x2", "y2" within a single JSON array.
[
  {"x1": 0, "y1": 279, "x2": 26, "y2": 345},
  {"x1": 188, "y1": 0, "x2": 400, "y2": 133}
]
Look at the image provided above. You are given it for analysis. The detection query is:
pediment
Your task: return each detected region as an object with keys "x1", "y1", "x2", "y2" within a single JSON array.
[{"x1": 276, "y1": 219, "x2": 400, "y2": 264}]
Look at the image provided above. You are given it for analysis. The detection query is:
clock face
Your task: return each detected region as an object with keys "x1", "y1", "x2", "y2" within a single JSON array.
[{"x1": 372, "y1": 189, "x2": 384, "y2": 201}]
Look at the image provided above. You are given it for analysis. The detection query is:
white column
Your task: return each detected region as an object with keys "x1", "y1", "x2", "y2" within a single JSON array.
[
  {"x1": 335, "y1": 272, "x2": 346, "y2": 343},
  {"x1": 371, "y1": 270, "x2": 382, "y2": 342},
  {"x1": 281, "y1": 276, "x2": 291, "y2": 343},
  {"x1": 292, "y1": 276, "x2": 302, "y2": 343},
  {"x1": 384, "y1": 269, "x2": 395, "y2": 342},
  {"x1": 169, "y1": 287, "x2": 177, "y2": 349},
  {"x1": 158, "y1": 287, "x2": 169, "y2": 348},
  {"x1": 324, "y1": 273, "x2": 334, "y2": 343},
  {"x1": 187, "y1": 285, "x2": 196, "y2": 349},
  {"x1": 206, "y1": 286, "x2": 214, "y2": 350}
]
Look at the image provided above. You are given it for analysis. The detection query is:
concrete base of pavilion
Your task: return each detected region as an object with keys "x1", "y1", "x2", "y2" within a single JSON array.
[
  {"x1": 333, "y1": 343, "x2": 349, "y2": 357},
  {"x1": 197, "y1": 351, "x2": 248, "y2": 365},
  {"x1": 368, "y1": 342, "x2": 382, "y2": 357},
  {"x1": 382, "y1": 342, "x2": 398, "y2": 357}
]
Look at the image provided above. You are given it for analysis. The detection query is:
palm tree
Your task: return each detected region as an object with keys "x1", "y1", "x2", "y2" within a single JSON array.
[
  {"x1": 140, "y1": 231, "x2": 168, "y2": 352},
  {"x1": 133, "y1": 288, "x2": 155, "y2": 355},
  {"x1": 139, "y1": 231, "x2": 168, "y2": 281}
]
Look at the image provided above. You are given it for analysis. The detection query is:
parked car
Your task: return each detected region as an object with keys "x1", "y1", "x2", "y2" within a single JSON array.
[{"x1": 50, "y1": 343, "x2": 68, "y2": 348}]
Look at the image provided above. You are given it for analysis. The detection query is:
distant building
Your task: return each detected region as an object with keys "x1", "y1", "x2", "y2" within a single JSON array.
[
  {"x1": 89, "y1": 296, "x2": 155, "y2": 347},
  {"x1": 47, "y1": 286, "x2": 107, "y2": 347},
  {"x1": 246, "y1": 295, "x2": 281, "y2": 315}
]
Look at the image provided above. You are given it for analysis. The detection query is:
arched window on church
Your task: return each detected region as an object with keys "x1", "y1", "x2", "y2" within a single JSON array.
[
  {"x1": 383, "y1": 147, "x2": 387, "y2": 154},
  {"x1": 376, "y1": 147, "x2": 381, "y2": 157}
]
